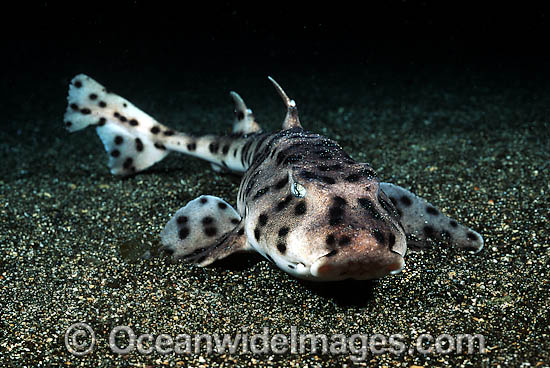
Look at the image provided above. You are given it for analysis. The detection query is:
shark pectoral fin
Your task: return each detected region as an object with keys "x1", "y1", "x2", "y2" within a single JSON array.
[
  {"x1": 160, "y1": 195, "x2": 251, "y2": 266},
  {"x1": 380, "y1": 183, "x2": 484, "y2": 253}
]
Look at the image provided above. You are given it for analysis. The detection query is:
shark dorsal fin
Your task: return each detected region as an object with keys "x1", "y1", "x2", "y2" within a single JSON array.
[
  {"x1": 229, "y1": 91, "x2": 261, "y2": 134},
  {"x1": 268, "y1": 76, "x2": 302, "y2": 130}
]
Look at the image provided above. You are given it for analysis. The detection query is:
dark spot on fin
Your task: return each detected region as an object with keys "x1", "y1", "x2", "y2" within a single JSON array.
[
  {"x1": 426, "y1": 206, "x2": 439, "y2": 216},
  {"x1": 178, "y1": 227, "x2": 189, "y2": 240},
  {"x1": 400, "y1": 195, "x2": 412, "y2": 206},
  {"x1": 423, "y1": 225, "x2": 435, "y2": 238}
]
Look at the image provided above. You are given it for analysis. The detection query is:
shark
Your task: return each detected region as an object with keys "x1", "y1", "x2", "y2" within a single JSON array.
[{"x1": 63, "y1": 74, "x2": 483, "y2": 281}]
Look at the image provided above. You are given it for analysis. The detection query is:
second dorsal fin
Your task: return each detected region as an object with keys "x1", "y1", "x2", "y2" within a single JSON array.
[
  {"x1": 268, "y1": 76, "x2": 302, "y2": 130},
  {"x1": 229, "y1": 91, "x2": 261, "y2": 134}
]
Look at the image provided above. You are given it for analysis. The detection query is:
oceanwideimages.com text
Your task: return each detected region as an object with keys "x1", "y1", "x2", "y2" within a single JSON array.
[{"x1": 65, "y1": 323, "x2": 486, "y2": 360}]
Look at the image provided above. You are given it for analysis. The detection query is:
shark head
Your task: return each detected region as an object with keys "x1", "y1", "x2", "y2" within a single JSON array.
[{"x1": 251, "y1": 148, "x2": 407, "y2": 281}]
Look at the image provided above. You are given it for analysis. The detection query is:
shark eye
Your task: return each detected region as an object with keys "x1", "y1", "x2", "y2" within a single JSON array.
[{"x1": 291, "y1": 182, "x2": 307, "y2": 198}]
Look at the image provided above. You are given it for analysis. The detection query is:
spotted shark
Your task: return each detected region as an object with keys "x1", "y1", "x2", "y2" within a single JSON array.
[{"x1": 63, "y1": 74, "x2": 483, "y2": 281}]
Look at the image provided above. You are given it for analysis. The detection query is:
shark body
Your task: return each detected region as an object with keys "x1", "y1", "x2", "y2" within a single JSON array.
[{"x1": 64, "y1": 74, "x2": 483, "y2": 281}]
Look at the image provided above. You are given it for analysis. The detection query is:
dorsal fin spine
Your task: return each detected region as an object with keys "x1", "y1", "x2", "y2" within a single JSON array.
[{"x1": 267, "y1": 76, "x2": 302, "y2": 130}]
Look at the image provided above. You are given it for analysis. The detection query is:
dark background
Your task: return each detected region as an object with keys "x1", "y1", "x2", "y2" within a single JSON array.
[{"x1": 2, "y1": 1, "x2": 549, "y2": 78}]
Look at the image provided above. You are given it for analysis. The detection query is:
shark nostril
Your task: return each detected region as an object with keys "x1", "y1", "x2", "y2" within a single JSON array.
[{"x1": 389, "y1": 233, "x2": 396, "y2": 247}]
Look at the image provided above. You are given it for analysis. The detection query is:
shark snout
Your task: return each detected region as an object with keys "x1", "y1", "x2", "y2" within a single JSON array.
[{"x1": 310, "y1": 249, "x2": 405, "y2": 281}]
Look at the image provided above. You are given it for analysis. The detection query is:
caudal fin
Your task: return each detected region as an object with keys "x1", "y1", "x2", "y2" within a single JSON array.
[{"x1": 63, "y1": 74, "x2": 173, "y2": 175}]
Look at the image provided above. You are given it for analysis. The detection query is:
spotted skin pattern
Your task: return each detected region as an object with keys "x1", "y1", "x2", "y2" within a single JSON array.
[{"x1": 64, "y1": 74, "x2": 484, "y2": 281}]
